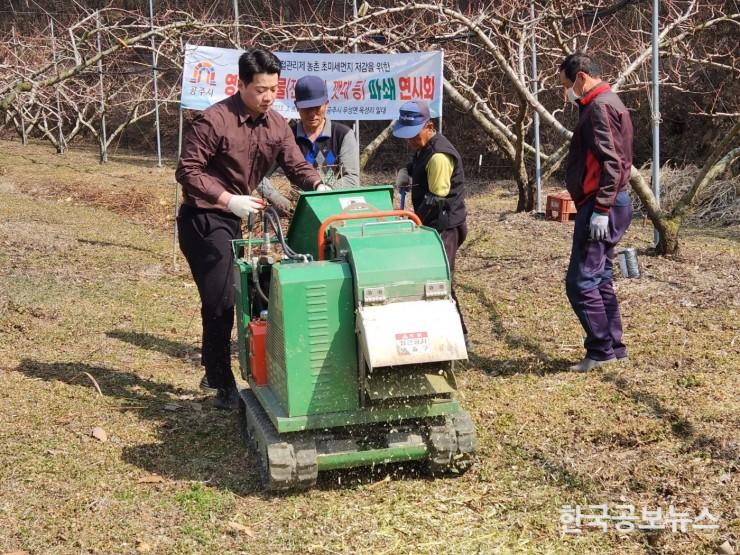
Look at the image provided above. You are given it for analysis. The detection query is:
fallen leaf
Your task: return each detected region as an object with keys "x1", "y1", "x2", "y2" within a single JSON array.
[
  {"x1": 368, "y1": 475, "x2": 391, "y2": 488},
  {"x1": 136, "y1": 540, "x2": 152, "y2": 553},
  {"x1": 137, "y1": 474, "x2": 165, "y2": 484},
  {"x1": 91, "y1": 427, "x2": 108, "y2": 442},
  {"x1": 227, "y1": 521, "x2": 255, "y2": 537}
]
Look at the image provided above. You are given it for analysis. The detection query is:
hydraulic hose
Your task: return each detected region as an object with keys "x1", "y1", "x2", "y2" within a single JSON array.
[
  {"x1": 252, "y1": 263, "x2": 270, "y2": 304},
  {"x1": 264, "y1": 206, "x2": 313, "y2": 262}
]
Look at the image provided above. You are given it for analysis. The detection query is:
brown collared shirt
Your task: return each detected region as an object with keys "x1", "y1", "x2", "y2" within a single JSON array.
[{"x1": 176, "y1": 94, "x2": 321, "y2": 209}]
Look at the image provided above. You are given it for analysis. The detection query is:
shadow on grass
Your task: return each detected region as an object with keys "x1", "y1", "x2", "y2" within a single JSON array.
[
  {"x1": 601, "y1": 370, "x2": 738, "y2": 462},
  {"x1": 682, "y1": 225, "x2": 740, "y2": 243},
  {"x1": 14, "y1": 359, "x2": 261, "y2": 496},
  {"x1": 106, "y1": 329, "x2": 198, "y2": 361},
  {"x1": 13, "y1": 358, "x2": 445, "y2": 496},
  {"x1": 78, "y1": 238, "x2": 159, "y2": 255},
  {"x1": 460, "y1": 249, "x2": 566, "y2": 269},
  {"x1": 107, "y1": 329, "x2": 241, "y2": 361},
  {"x1": 459, "y1": 281, "x2": 572, "y2": 376},
  {"x1": 15, "y1": 150, "x2": 173, "y2": 174}
]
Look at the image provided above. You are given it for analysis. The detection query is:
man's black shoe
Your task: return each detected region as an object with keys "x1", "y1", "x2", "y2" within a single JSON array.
[
  {"x1": 199, "y1": 374, "x2": 214, "y2": 390},
  {"x1": 212, "y1": 387, "x2": 239, "y2": 410}
]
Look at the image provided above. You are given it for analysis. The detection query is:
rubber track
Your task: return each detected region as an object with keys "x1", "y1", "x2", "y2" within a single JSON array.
[
  {"x1": 239, "y1": 389, "x2": 318, "y2": 491},
  {"x1": 425, "y1": 409, "x2": 477, "y2": 475}
]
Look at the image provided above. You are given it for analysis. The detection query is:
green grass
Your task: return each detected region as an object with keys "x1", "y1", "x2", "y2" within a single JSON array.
[{"x1": 0, "y1": 139, "x2": 737, "y2": 554}]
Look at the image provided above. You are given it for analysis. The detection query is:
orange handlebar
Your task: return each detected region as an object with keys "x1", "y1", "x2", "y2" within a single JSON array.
[{"x1": 316, "y1": 210, "x2": 422, "y2": 260}]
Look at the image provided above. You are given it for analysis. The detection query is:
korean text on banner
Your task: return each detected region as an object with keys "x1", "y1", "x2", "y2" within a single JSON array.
[{"x1": 180, "y1": 45, "x2": 443, "y2": 120}]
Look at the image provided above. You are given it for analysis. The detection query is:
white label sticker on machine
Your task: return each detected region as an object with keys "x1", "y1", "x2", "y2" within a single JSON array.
[
  {"x1": 339, "y1": 197, "x2": 367, "y2": 210},
  {"x1": 357, "y1": 300, "x2": 467, "y2": 367},
  {"x1": 395, "y1": 332, "x2": 431, "y2": 355}
]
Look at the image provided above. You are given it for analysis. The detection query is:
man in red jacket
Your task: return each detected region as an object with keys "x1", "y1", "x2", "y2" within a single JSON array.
[{"x1": 559, "y1": 52, "x2": 634, "y2": 372}]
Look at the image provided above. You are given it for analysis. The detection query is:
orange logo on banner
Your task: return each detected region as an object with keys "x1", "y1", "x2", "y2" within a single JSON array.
[{"x1": 190, "y1": 62, "x2": 217, "y2": 86}]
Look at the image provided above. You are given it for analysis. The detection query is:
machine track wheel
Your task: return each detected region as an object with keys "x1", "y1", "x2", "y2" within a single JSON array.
[
  {"x1": 424, "y1": 409, "x2": 477, "y2": 476},
  {"x1": 238, "y1": 389, "x2": 318, "y2": 491},
  {"x1": 237, "y1": 398, "x2": 256, "y2": 455}
]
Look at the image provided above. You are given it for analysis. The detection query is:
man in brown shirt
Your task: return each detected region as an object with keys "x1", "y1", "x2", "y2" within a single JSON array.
[{"x1": 176, "y1": 48, "x2": 325, "y2": 410}]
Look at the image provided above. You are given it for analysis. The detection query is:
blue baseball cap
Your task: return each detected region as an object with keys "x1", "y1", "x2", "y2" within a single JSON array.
[
  {"x1": 392, "y1": 100, "x2": 431, "y2": 139},
  {"x1": 294, "y1": 75, "x2": 328, "y2": 109}
]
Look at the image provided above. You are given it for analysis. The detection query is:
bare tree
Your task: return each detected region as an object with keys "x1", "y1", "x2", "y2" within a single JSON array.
[{"x1": 1, "y1": 1, "x2": 737, "y2": 255}]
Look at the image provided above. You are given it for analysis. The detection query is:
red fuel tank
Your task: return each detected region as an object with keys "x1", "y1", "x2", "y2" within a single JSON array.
[{"x1": 248, "y1": 320, "x2": 268, "y2": 386}]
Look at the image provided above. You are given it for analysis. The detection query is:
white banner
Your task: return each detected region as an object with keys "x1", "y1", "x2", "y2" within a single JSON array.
[{"x1": 181, "y1": 44, "x2": 443, "y2": 120}]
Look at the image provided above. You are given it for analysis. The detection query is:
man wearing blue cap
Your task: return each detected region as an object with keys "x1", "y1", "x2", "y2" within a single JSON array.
[
  {"x1": 393, "y1": 100, "x2": 470, "y2": 349},
  {"x1": 259, "y1": 75, "x2": 360, "y2": 210}
]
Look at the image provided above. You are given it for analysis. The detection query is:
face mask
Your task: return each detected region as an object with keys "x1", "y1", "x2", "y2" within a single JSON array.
[
  {"x1": 566, "y1": 85, "x2": 580, "y2": 106},
  {"x1": 565, "y1": 76, "x2": 580, "y2": 106}
]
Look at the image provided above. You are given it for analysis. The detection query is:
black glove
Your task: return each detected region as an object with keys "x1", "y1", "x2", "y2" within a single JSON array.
[{"x1": 423, "y1": 193, "x2": 446, "y2": 208}]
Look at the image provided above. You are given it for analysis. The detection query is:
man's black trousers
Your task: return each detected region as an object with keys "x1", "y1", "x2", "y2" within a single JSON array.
[
  {"x1": 440, "y1": 222, "x2": 468, "y2": 336},
  {"x1": 177, "y1": 204, "x2": 242, "y2": 390}
]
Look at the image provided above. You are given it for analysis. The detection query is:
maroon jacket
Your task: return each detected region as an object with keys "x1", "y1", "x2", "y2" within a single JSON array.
[
  {"x1": 565, "y1": 83, "x2": 633, "y2": 214},
  {"x1": 176, "y1": 94, "x2": 320, "y2": 210}
]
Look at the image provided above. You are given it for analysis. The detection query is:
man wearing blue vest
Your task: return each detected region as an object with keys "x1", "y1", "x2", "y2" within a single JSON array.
[
  {"x1": 259, "y1": 75, "x2": 360, "y2": 210},
  {"x1": 393, "y1": 100, "x2": 470, "y2": 350}
]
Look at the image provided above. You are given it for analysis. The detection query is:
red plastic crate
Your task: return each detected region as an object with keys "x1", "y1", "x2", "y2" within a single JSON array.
[{"x1": 546, "y1": 191, "x2": 577, "y2": 222}]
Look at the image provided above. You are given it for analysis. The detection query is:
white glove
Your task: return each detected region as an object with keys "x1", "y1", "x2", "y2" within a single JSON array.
[
  {"x1": 316, "y1": 183, "x2": 332, "y2": 192},
  {"x1": 227, "y1": 195, "x2": 265, "y2": 219},
  {"x1": 395, "y1": 168, "x2": 411, "y2": 188},
  {"x1": 589, "y1": 212, "x2": 609, "y2": 241}
]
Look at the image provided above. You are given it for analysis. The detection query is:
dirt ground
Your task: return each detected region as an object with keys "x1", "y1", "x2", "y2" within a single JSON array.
[{"x1": 0, "y1": 140, "x2": 737, "y2": 555}]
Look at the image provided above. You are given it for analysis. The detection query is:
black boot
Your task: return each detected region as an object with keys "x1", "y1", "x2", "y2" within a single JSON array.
[{"x1": 212, "y1": 386, "x2": 239, "y2": 410}]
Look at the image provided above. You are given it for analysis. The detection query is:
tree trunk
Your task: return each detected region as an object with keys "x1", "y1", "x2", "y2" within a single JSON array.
[
  {"x1": 513, "y1": 101, "x2": 532, "y2": 212},
  {"x1": 359, "y1": 121, "x2": 393, "y2": 170},
  {"x1": 671, "y1": 123, "x2": 740, "y2": 219},
  {"x1": 515, "y1": 166, "x2": 532, "y2": 212},
  {"x1": 656, "y1": 216, "x2": 682, "y2": 256},
  {"x1": 656, "y1": 123, "x2": 740, "y2": 254},
  {"x1": 626, "y1": 166, "x2": 679, "y2": 253}
]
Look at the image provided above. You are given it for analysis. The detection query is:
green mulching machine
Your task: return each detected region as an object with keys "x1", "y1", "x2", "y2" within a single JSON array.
[{"x1": 233, "y1": 185, "x2": 476, "y2": 491}]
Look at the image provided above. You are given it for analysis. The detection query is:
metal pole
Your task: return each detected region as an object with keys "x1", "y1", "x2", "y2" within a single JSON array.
[
  {"x1": 148, "y1": 0, "x2": 163, "y2": 167},
  {"x1": 11, "y1": 26, "x2": 27, "y2": 145},
  {"x1": 438, "y1": 49, "x2": 444, "y2": 134},
  {"x1": 232, "y1": 0, "x2": 240, "y2": 45},
  {"x1": 96, "y1": 11, "x2": 108, "y2": 163},
  {"x1": 352, "y1": 0, "x2": 360, "y2": 147},
  {"x1": 50, "y1": 19, "x2": 65, "y2": 154},
  {"x1": 19, "y1": 106, "x2": 27, "y2": 146},
  {"x1": 173, "y1": 108, "x2": 184, "y2": 269},
  {"x1": 531, "y1": 1, "x2": 542, "y2": 213},
  {"x1": 651, "y1": 0, "x2": 661, "y2": 246}
]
